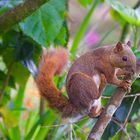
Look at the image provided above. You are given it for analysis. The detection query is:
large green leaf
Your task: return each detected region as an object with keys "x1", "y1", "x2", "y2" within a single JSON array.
[
  {"x1": 34, "y1": 111, "x2": 57, "y2": 140},
  {"x1": 25, "y1": 111, "x2": 57, "y2": 140},
  {"x1": 0, "y1": 123, "x2": 10, "y2": 140},
  {"x1": 8, "y1": 126, "x2": 21, "y2": 140},
  {"x1": 10, "y1": 62, "x2": 29, "y2": 87},
  {"x1": 20, "y1": 0, "x2": 67, "y2": 47},
  {"x1": 24, "y1": 112, "x2": 39, "y2": 135},
  {"x1": 106, "y1": 0, "x2": 140, "y2": 26},
  {"x1": 110, "y1": 9, "x2": 126, "y2": 27}
]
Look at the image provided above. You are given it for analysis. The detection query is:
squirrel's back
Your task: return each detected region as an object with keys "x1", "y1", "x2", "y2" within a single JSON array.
[{"x1": 66, "y1": 47, "x2": 108, "y2": 84}]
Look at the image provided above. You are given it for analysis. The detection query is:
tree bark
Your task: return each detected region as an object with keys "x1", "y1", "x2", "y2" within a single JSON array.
[{"x1": 0, "y1": 0, "x2": 47, "y2": 34}]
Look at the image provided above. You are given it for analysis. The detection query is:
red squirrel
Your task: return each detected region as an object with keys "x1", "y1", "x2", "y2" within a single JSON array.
[{"x1": 35, "y1": 42, "x2": 136, "y2": 118}]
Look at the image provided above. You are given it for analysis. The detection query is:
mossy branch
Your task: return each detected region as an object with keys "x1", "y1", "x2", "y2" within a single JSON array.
[{"x1": 0, "y1": 0, "x2": 48, "y2": 34}]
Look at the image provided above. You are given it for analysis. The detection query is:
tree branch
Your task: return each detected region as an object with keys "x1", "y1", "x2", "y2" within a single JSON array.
[
  {"x1": 87, "y1": 59, "x2": 140, "y2": 140},
  {"x1": 0, "y1": 0, "x2": 48, "y2": 34}
]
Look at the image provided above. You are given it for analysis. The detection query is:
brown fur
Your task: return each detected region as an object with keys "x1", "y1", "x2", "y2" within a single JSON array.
[
  {"x1": 36, "y1": 42, "x2": 136, "y2": 118},
  {"x1": 36, "y1": 48, "x2": 79, "y2": 117}
]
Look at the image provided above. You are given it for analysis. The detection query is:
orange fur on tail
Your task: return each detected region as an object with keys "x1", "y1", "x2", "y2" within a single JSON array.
[{"x1": 36, "y1": 48, "x2": 78, "y2": 117}]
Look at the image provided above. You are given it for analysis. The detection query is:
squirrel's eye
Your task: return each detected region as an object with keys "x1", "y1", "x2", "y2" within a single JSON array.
[{"x1": 122, "y1": 56, "x2": 127, "y2": 61}]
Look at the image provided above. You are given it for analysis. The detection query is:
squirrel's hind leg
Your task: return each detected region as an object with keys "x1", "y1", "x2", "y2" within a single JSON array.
[
  {"x1": 67, "y1": 72, "x2": 100, "y2": 114},
  {"x1": 89, "y1": 74, "x2": 107, "y2": 118},
  {"x1": 88, "y1": 97, "x2": 104, "y2": 118}
]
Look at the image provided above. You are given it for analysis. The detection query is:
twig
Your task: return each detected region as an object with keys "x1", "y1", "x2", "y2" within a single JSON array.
[
  {"x1": 112, "y1": 114, "x2": 132, "y2": 140},
  {"x1": 102, "y1": 94, "x2": 137, "y2": 139},
  {"x1": 70, "y1": 123, "x2": 73, "y2": 140},
  {"x1": 123, "y1": 128, "x2": 132, "y2": 140},
  {"x1": 41, "y1": 123, "x2": 67, "y2": 128},
  {"x1": 112, "y1": 116, "x2": 132, "y2": 140},
  {"x1": 102, "y1": 93, "x2": 140, "y2": 99},
  {"x1": 74, "y1": 124, "x2": 88, "y2": 135},
  {"x1": 41, "y1": 115, "x2": 89, "y2": 138},
  {"x1": 0, "y1": 0, "x2": 47, "y2": 34},
  {"x1": 41, "y1": 116, "x2": 88, "y2": 128},
  {"x1": 124, "y1": 96, "x2": 137, "y2": 126},
  {"x1": 87, "y1": 59, "x2": 140, "y2": 140}
]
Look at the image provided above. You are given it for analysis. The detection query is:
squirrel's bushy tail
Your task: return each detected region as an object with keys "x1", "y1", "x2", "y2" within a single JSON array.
[{"x1": 36, "y1": 48, "x2": 78, "y2": 117}]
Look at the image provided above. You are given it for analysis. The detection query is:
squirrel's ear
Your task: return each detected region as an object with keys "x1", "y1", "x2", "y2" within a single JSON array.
[
  {"x1": 127, "y1": 41, "x2": 131, "y2": 48},
  {"x1": 114, "y1": 42, "x2": 123, "y2": 53}
]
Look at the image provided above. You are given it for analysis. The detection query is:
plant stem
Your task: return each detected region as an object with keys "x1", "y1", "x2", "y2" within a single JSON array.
[
  {"x1": 39, "y1": 97, "x2": 46, "y2": 117},
  {"x1": 70, "y1": 0, "x2": 101, "y2": 59},
  {"x1": 120, "y1": 23, "x2": 129, "y2": 42}
]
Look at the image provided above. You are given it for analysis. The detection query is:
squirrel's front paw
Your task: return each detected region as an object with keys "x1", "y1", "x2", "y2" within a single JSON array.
[{"x1": 119, "y1": 80, "x2": 131, "y2": 92}]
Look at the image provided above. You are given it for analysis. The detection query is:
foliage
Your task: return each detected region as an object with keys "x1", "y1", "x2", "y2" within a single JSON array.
[
  {"x1": 20, "y1": 0, "x2": 68, "y2": 47},
  {"x1": 0, "y1": 0, "x2": 140, "y2": 140},
  {"x1": 78, "y1": 0, "x2": 92, "y2": 7},
  {"x1": 106, "y1": 0, "x2": 140, "y2": 26}
]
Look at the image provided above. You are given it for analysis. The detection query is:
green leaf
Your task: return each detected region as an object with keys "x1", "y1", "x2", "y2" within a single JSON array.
[
  {"x1": 0, "y1": 123, "x2": 11, "y2": 140},
  {"x1": 20, "y1": 0, "x2": 68, "y2": 47},
  {"x1": 25, "y1": 111, "x2": 56, "y2": 140},
  {"x1": 136, "y1": 123, "x2": 140, "y2": 133},
  {"x1": 11, "y1": 62, "x2": 29, "y2": 87},
  {"x1": 0, "y1": 70, "x2": 15, "y2": 89},
  {"x1": 24, "y1": 112, "x2": 38, "y2": 135},
  {"x1": 110, "y1": 9, "x2": 126, "y2": 27},
  {"x1": 0, "y1": 7, "x2": 9, "y2": 15},
  {"x1": 134, "y1": 50, "x2": 140, "y2": 59},
  {"x1": 8, "y1": 126, "x2": 21, "y2": 140},
  {"x1": 106, "y1": 0, "x2": 140, "y2": 26},
  {"x1": 13, "y1": 86, "x2": 26, "y2": 117},
  {"x1": 78, "y1": 0, "x2": 93, "y2": 7},
  {"x1": 34, "y1": 111, "x2": 57, "y2": 140},
  {"x1": 103, "y1": 85, "x2": 116, "y2": 96},
  {"x1": 0, "y1": 106, "x2": 19, "y2": 128},
  {"x1": 54, "y1": 22, "x2": 69, "y2": 47}
]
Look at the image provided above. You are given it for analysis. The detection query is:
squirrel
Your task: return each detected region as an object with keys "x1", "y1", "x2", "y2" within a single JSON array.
[{"x1": 23, "y1": 41, "x2": 136, "y2": 118}]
